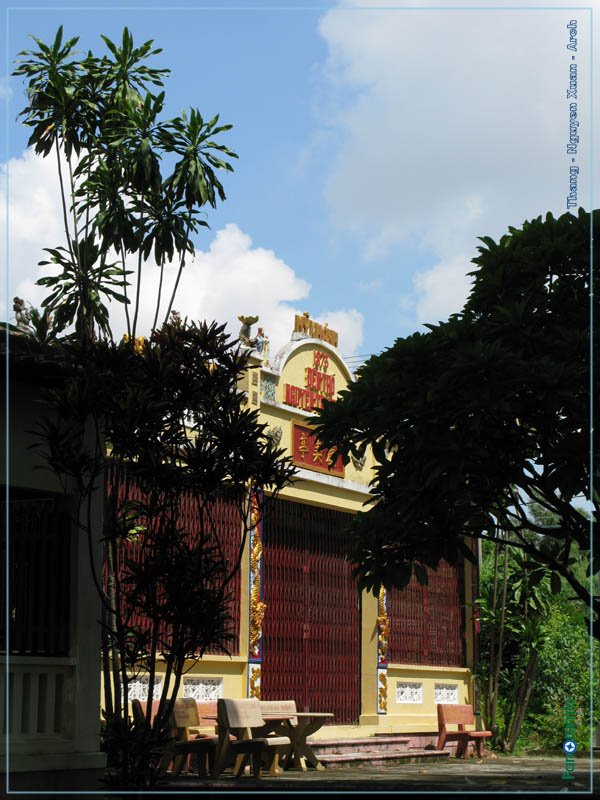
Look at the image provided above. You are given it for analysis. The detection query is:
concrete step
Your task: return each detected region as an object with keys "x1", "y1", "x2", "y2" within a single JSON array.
[
  {"x1": 308, "y1": 735, "x2": 451, "y2": 767},
  {"x1": 309, "y1": 736, "x2": 411, "y2": 755},
  {"x1": 317, "y1": 749, "x2": 451, "y2": 767}
]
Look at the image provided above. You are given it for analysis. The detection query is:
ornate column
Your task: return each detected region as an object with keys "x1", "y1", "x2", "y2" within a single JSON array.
[
  {"x1": 247, "y1": 489, "x2": 266, "y2": 698},
  {"x1": 376, "y1": 586, "x2": 389, "y2": 714}
]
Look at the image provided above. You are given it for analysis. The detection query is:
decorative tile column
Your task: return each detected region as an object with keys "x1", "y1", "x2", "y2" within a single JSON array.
[
  {"x1": 247, "y1": 489, "x2": 266, "y2": 698},
  {"x1": 376, "y1": 586, "x2": 389, "y2": 714}
]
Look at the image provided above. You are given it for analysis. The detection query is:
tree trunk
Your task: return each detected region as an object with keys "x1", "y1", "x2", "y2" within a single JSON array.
[
  {"x1": 104, "y1": 536, "x2": 123, "y2": 720},
  {"x1": 506, "y1": 650, "x2": 539, "y2": 751},
  {"x1": 484, "y1": 540, "x2": 500, "y2": 730},
  {"x1": 101, "y1": 605, "x2": 113, "y2": 718},
  {"x1": 490, "y1": 539, "x2": 509, "y2": 744}
]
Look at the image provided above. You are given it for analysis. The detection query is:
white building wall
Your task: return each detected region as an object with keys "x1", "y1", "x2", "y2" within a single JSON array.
[{"x1": 1, "y1": 380, "x2": 104, "y2": 772}]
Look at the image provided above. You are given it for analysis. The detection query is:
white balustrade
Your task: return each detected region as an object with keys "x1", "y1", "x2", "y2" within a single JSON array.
[
  {"x1": 434, "y1": 683, "x2": 459, "y2": 704},
  {"x1": 1, "y1": 658, "x2": 76, "y2": 741},
  {"x1": 183, "y1": 677, "x2": 223, "y2": 702},
  {"x1": 396, "y1": 681, "x2": 423, "y2": 704}
]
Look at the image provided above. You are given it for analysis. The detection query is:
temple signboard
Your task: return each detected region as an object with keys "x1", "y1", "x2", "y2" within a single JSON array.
[
  {"x1": 292, "y1": 423, "x2": 345, "y2": 477},
  {"x1": 294, "y1": 312, "x2": 339, "y2": 347},
  {"x1": 283, "y1": 349, "x2": 336, "y2": 412}
]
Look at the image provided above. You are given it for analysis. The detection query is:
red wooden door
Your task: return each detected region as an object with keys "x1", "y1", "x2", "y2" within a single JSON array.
[{"x1": 260, "y1": 498, "x2": 360, "y2": 725}]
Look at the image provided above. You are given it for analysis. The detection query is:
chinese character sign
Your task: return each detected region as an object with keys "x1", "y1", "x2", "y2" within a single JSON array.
[{"x1": 292, "y1": 423, "x2": 344, "y2": 477}]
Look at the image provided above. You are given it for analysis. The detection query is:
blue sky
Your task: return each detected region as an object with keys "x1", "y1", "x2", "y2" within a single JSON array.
[{"x1": 1, "y1": 0, "x2": 597, "y2": 364}]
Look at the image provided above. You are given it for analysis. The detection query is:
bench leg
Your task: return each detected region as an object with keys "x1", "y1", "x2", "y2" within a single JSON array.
[
  {"x1": 170, "y1": 753, "x2": 187, "y2": 776},
  {"x1": 455, "y1": 736, "x2": 469, "y2": 758},
  {"x1": 251, "y1": 750, "x2": 263, "y2": 779},
  {"x1": 158, "y1": 743, "x2": 175, "y2": 779},
  {"x1": 233, "y1": 752, "x2": 250, "y2": 777},
  {"x1": 206, "y1": 743, "x2": 217, "y2": 775},
  {"x1": 267, "y1": 751, "x2": 284, "y2": 777},
  {"x1": 197, "y1": 744, "x2": 216, "y2": 777},
  {"x1": 211, "y1": 736, "x2": 232, "y2": 779}
]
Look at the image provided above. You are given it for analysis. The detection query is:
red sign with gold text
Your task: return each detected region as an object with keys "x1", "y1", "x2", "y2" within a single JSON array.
[{"x1": 292, "y1": 423, "x2": 345, "y2": 477}]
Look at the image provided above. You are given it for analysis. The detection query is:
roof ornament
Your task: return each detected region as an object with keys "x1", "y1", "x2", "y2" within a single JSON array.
[
  {"x1": 238, "y1": 315, "x2": 270, "y2": 365},
  {"x1": 238, "y1": 314, "x2": 259, "y2": 345},
  {"x1": 13, "y1": 297, "x2": 33, "y2": 329}
]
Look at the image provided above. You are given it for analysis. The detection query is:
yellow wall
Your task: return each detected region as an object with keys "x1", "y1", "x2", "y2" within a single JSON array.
[
  {"x1": 252, "y1": 335, "x2": 475, "y2": 734},
  {"x1": 256, "y1": 339, "x2": 375, "y2": 509},
  {"x1": 107, "y1": 329, "x2": 476, "y2": 739},
  {"x1": 368, "y1": 666, "x2": 473, "y2": 732}
]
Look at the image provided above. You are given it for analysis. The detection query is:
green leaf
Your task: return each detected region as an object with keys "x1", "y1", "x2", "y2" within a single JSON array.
[{"x1": 550, "y1": 572, "x2": 562, "y2": 595}]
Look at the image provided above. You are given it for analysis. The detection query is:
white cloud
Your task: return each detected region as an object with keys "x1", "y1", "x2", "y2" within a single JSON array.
[
  {"x1": 412, "y1": 254, "x2": 473, "y2": 325},
  {"x1": 119, "y1": 223, "x2": 313, "y2": 356},
  {"x1": 1, "y1": 148, "x2": 364, "y2": 356},
  {"x1": 318, "y1": 1, "x2": 595, "y2": 323},
  {"x1": 1, "y1": 148, "x2": 66, "y2": 319},
  {"x1": 114, "y1": 224, "x2": 364, "y2": 357},
  {"x1": 313, "y1": 307, "x2": 364, "y2": 357},
  {"x1": 0, "y1": 76, "x2": 14, "y2": 101}
]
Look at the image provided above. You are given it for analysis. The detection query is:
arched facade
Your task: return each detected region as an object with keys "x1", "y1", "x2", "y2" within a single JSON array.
[{"x1": 176, "y1": 313, "x2": 478, "y2": 737}]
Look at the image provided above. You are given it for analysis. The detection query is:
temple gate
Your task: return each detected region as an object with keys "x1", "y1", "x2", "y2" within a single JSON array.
[{"x1": 259, "y1": 497, "x2": 360, "y2": 725}]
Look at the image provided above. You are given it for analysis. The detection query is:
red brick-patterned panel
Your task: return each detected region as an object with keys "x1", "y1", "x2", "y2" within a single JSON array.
[
  {"x1": 106, "y1": 467, "x2": 241, "y2": 655},
  {"x1": 260, "y1": 498, "x2": 360, "y2": 725},
  {"x1": 388, "y1": 560, "x2": 465, "y2": 667}
]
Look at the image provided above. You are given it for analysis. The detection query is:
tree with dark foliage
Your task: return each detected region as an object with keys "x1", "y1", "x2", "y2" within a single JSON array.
[
  {"x1": 9, "y1": 26, "x2": 293, "y2": 788},
  {"x1": 315, "y1": 209, "x2": 598, "y2": 636}
]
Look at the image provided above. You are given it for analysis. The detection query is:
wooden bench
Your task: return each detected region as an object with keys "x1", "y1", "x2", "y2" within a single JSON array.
[
  {"x1": 131, "y1": 697, "x2": 218, "y2": 777},
  {"x1": 212, "y1": 698, "x2": 291, "y2": 778},
  {"x1": 168, "y1": 698, "x2": 218, "y2": 777},
  {"x1": 436, "y1": 704, "x2": 492, "y2": 758}
]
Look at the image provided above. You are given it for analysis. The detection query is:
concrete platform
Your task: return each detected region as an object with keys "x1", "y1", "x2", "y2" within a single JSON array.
[
  {"x1": 318, "y1": 748, "x2": 450, "y2": 766},
  {"x1": 4, "y1": 754, "x2": 594, "y2": 796}
]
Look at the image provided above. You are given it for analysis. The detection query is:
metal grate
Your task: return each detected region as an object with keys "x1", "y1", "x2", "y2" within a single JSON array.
[
  {"x1": 260, "y1": 498, "x2": 360, "y2": 725},
  {"x1": 388, "y1": 559, "x2": 465, "y2": 667},
  {"x1": 1, "y1": 499, "x2": 71, "y2": 656},
  {"x1": 106, "y1": 468, "x2": 242, "y2": 655}
]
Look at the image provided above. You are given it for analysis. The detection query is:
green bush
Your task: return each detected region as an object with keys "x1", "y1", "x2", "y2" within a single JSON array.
[
  {"x1": 519, "y1": 600, "x2": 598, "y2": 752},
  {"x1": 478, "y1": 534, "x2": 597, "y2": 753}
]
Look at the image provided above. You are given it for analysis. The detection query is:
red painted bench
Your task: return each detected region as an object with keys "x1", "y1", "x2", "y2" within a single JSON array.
[{"x1": 436, "y1": 704, "x2": 492, "y2": 758}]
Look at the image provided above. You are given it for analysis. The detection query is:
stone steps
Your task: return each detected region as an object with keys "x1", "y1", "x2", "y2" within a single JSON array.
[
  {"x1": 308, "y1": 735, "x2": 452, "y2": 767},
  {"x1": 310, "y1": 736, "x2": 411, "y2": 755},
  {"x1": 317, "y1": 749, "x2": 450, "y2": 767}
]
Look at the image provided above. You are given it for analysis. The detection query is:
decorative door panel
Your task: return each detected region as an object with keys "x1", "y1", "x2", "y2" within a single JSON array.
[
  {"x1": 388, "y1": 559, "x2": 465, "y2": 667},
  {"x1": 107, "y1": 467, "x2": 242, "y2": 654},
  {"x1": 260, "y1": 498, "x2": 360, "y2": 725}
]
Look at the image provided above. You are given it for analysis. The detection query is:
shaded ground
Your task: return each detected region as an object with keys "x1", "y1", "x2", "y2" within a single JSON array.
[{"x1": 5, "y1": 754, "x2": 595, "y2": 798}]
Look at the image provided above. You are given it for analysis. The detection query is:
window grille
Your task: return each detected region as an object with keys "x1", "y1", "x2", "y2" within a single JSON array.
[
  {"x1": 183, "y1": 677, "x2": 223, "y2": 701},
  {"x1": 396, "y1": 682, "x2": 423, "y2": 704},
  {"x1": 2, "y1": 497, "x2": 71, "y2": 656},
  {"x1": 434, "y1": 683, "x2": 459, "y2": 704}
]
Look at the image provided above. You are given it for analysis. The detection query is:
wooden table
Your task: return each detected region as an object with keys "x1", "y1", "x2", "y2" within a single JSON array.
[{"x1": 260, "y1": 712, "x2": 334, "y2": 771}]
